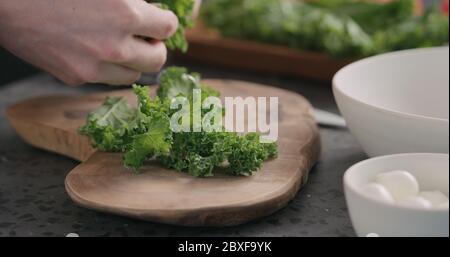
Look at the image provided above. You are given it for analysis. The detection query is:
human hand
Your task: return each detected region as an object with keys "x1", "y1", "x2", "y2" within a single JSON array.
[
  {"x1": 193, "y1": 0, "x2": 202, "y2": 17},
  {"x1": 0, "y1": 0, "x2": 179, "y2": 85}
]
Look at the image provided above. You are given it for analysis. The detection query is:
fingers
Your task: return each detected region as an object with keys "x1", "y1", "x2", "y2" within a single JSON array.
[
  {"x1": 66, "y1": 1, "x2": 177, "y2": 86},
  {"x1": 133, "y1": 2, "x2": 179, "y2": 40},
  {"x1": 86, "y1": 36, "x2": 167, "y2": 86},
  {"x1": 94, "y1": 63, "x2": 141, "y2": 86},
  {"x1": 193, "y1": 0, "x2": 202, "y2": 18},
  {"x1": 117, "y1": 37, "x2": 167, "y2": 73}
]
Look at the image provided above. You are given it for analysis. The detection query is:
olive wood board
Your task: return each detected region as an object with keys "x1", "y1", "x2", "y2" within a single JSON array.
[{"x1": 6, "y1": 79, "x2": 321, "y2": 226}]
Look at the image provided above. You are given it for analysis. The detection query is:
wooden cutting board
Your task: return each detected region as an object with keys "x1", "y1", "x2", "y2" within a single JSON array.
[
  {"x1": 6, "y1": 80, "x2": 321, "y2": 226},
  {"x1": 178, "y1": 23, "x2": 354, "y2": 82}
]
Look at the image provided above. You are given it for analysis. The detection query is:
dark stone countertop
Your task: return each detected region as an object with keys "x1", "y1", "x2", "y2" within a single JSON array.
[{"x1": 0, "y1": 63, "x2": 367, "y2": 237}]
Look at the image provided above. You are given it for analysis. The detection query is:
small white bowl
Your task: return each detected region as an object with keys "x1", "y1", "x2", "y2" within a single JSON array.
[
  {"x1": 333, "y1": 47, "x2": 449, "y2": 157},
  {"x1": 344, "y1": 153, "x2": 449, "y2": 237}
]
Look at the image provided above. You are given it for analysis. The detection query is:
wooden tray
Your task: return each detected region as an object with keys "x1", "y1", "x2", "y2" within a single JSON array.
[
  {"x1": 6, "y1": 80, "x2": 321, "y2": 226},
  {"x1": 178, "y1": 23, "x2": 354, "y2": 81}
]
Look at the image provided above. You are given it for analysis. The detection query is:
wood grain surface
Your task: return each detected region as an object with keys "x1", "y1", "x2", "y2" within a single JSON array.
[{"x1": 6, "y1": 80, "x2": 321, "y2": 226}]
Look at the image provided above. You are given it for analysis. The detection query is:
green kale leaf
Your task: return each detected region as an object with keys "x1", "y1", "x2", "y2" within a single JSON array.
[
  {"x1": 78, "y1": 97, "x2": 138, "y2": 151},
  {"x1": 124, "y1": 111, "x2": 172, "y2": 172},
  {"x1": 157, "y1": 66, "x2": 202, "y2": 99},
  {"x1": 157, "y1": 0, "x2": 196, "y2": 52},
  {"x1": 80, "y1": 66, "x2": 278, "y2": 177}
]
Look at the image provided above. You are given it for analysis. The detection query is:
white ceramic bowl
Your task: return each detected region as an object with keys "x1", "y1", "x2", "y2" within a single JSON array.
[
  {"x1": 333, "y1": 47, "x2": 449, "y2": 157},
  {"x1": 344, "y1": 153, "x2": 449, "y2": 237}
]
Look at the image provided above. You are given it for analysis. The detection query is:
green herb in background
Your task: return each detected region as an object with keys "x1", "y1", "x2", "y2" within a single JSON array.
[
  {"x1": 372, "y1": 7, "x2": 450, "y2": 53},
  {"x1": 202, "y1": 0, "x2": 449, "y2": 58},
  {"x1": 79, "y1": 67, "x2": 278, "y2": 177},
  {"x1": 202, "y1": 0, "x2": 373, "y2": 57},
  {"x1": 310, "y1": 0, "x2": 414, "y2": 34}
]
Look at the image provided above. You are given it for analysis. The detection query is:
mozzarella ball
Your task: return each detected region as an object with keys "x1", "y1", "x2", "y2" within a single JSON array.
[
  {"x1": 360, "y1": 183, "x2": 395, "y2": 204},
  {"x1": 419, "y1": 191, "x2": 449, "y2": 207},
  {"x1": 376, "y1": 170, "x2": 419, "y2": 201},
  {"x1": 398, "y1": 196, "x2": 432, "y2": 209}
]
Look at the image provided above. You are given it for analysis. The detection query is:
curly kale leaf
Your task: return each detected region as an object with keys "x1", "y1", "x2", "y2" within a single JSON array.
[
  {"x1": 158, "y1": 131, "x2": 231, "y2": 177},
  {"x1": 80, "y1": 66, "x2": 278, "y2": 177},
  {"x1": 228, "y1": 133, "x2": 278, "y2": 176},
  {"x1": 157, "y1": 66, "x2": 202, "y2": 99},
  {"x1": 156, "y1": 67, "x2": 277, "y2": 177},
  {"x1": 122, "y1": 85, "x2": 173, "y2": 171},
  {"x1": 78, "y1": 97, "x2": 138, "y2": 151},
  {"x1": 124, "y1": 111, "x2": 172, "y2": 172},
  {"x1": 158, "y1": 131, "x2": 277, "y2": 177},
  {"x1": 158, "y1": 0, "x2": 196, "y2": 52},
  {"x1": 133, "y1": 84, "x2": 170, "y2": 116}
]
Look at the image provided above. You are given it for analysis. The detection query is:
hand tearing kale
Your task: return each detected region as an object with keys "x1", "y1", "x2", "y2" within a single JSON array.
[
  {"x1": 150, "y1": 0, "x2": 196, "y2": 52},
  {"x1": 79, "y1": 66, "x2": 278, "y2": 177}
]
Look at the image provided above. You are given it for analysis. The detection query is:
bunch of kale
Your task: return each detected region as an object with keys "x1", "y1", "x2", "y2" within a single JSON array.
[{"x1": 79, "y1": 67, "x2": 277, "y2": 177}]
